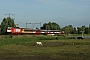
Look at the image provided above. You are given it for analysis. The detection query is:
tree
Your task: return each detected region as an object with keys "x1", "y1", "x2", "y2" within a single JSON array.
[
  {"x1": 1, "y1": 17, "x2": 16, "y2": 34},
  {"x1": 77, "y1": 27, "x2": 82, "y2": 34},
  {"x1": 41, "y1": 22, "x2": 60, "y2": 30},
  {"x1": 68, "y1": 25, "x2": 74, "y2": 34},
  {"x1": 81, "y1": 26, "x2": 85, "y2": 31},
  {"x1": 85, "y1": 27, "x2": 88, "y2": 34},
  {"x1": 0, "y1": 25, "x2": 1, "y2": 34},
  {"x1": 62, "y1": 24, "x2": 75, "y2": 36},
  {"x1": 73, "y1": 27, "x2": 78, "y2": 34},
  {"x1": 62, "y1": 26, "x2": 70, "y2": 36},
  {"x1": 88, "y1": 24, "x2": 90, "y2": 34}
]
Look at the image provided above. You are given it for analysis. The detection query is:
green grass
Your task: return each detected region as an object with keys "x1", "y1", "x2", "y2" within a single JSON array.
[
  {"x1": 0, "y1": 35, "x2": 90, "y2": 60},
  {"x1": 0, "y1": 35, "x2": 67, "y2": 46}
]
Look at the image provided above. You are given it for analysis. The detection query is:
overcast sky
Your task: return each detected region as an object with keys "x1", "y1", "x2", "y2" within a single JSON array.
[{"x1": 0, "y1": 0, "x2": 90, "y2": 28}]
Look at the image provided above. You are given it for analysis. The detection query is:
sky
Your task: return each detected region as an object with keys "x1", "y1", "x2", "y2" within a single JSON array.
[{"x1": 0, "y1": 0, "x2": 90, "y2": 28}]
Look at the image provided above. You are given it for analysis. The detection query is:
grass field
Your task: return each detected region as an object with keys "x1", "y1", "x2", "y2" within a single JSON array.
[{"x1": 0, "y1": 35, "x2": 90, "y2": 60}]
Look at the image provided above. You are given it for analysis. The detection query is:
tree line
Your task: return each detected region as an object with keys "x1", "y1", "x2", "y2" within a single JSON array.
[
  {"x1": 62, "y1": 25, "x2": 90, "y2": 36},
  {"x1": 0, "y1": 17, "x2": 90, "y2": 36}
]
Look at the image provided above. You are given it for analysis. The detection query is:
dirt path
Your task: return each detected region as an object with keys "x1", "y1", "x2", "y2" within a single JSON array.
[{"x1": 1, "y1": 56, "x2": 60, "y2": 60}]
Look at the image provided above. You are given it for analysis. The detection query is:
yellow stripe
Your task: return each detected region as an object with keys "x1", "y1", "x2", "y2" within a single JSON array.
[{"x1": 22, "y1": 32, "x2": 35, "y2": 33}]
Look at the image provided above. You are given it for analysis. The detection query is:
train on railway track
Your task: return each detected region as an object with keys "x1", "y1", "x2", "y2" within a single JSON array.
[{"x1": 7, "y1": 27, "x2": 64, "y2": 35}]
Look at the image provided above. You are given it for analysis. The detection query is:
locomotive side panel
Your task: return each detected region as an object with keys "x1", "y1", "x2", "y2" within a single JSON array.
[{"x1": 11, "y1": 28, "x2": 22, "y2": 34}]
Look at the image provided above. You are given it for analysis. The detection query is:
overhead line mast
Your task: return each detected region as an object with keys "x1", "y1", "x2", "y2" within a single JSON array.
[
  {"x1": 4, "y1": 13, "x2": 15, "y2": 27},
  {"x1": 4, "y1": 13, "x2": 15, "y2": 18},
  {"x1": 26, "y1": 22, "x2": 41, "y2": 29}
]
